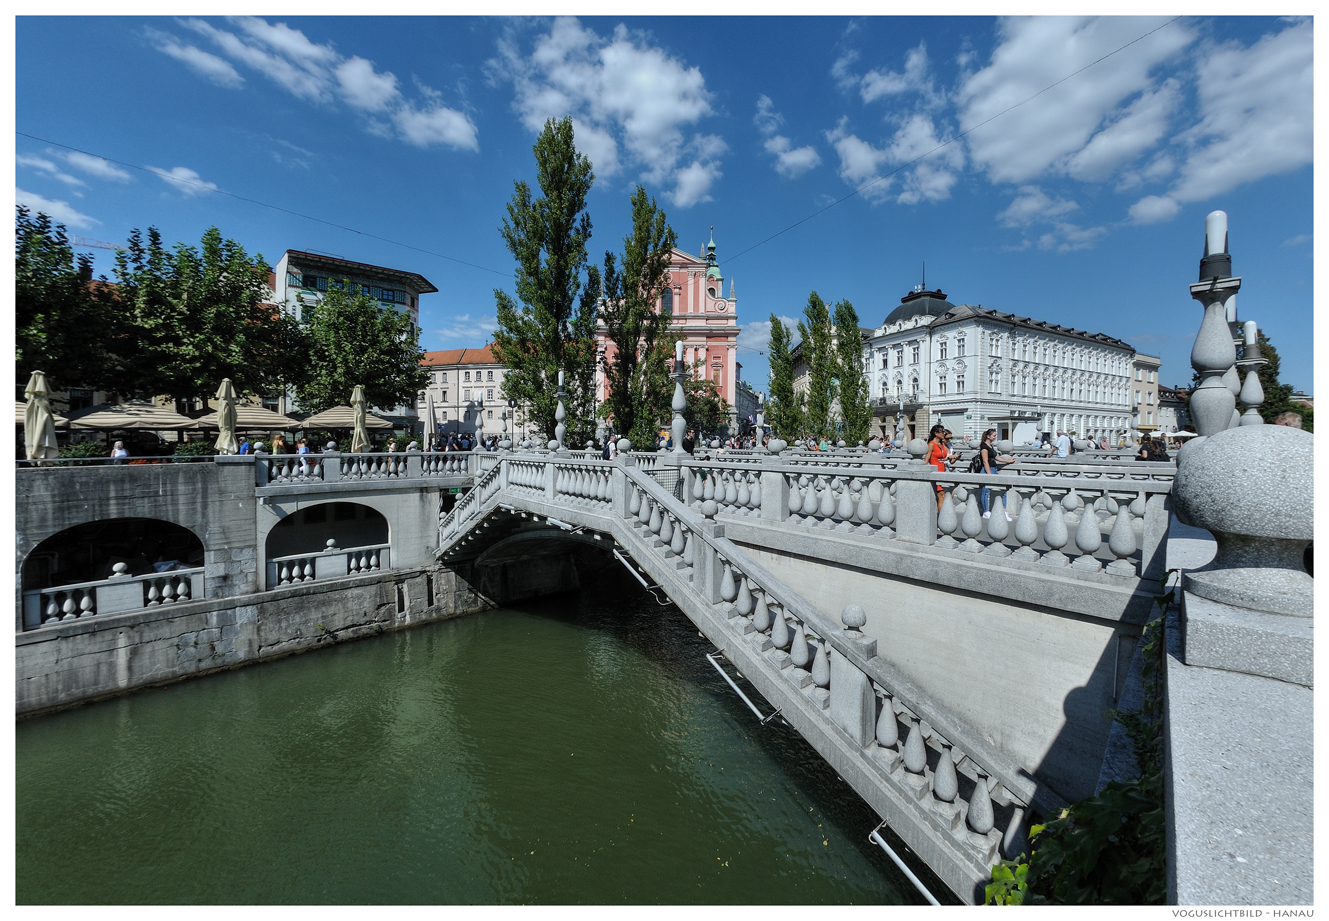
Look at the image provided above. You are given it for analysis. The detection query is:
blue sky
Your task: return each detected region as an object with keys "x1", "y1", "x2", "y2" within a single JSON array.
[{"x1": 15, "y1": 15, "x2": 1314, "y2": 395}]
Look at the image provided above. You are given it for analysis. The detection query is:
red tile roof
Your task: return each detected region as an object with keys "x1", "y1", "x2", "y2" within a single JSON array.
[{"x1": 421, "y1": 343, "x2": 499, "y2": 366}]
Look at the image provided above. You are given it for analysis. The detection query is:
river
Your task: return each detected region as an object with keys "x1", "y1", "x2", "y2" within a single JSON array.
[{"x1": 16, "y1": 576, "x2": 948, "y2": 904}]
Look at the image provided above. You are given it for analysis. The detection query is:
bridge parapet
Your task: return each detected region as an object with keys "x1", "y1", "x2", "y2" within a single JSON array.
[
  {"x1": 679, "y1": 456, "x2": 1172, "y2": 583},
  {"x1": 434, "y1": 452, "x2": 1066, "y2": 901}
]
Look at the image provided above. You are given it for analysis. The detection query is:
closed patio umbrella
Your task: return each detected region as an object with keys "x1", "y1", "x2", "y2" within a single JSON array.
[
  {"x1": 23, "y1": 371, "x2": 60, "y2": 461},
  {"x1": 424, "y1": 390, "x2": 436, "y2": 446},
  {"x1": 350, "y1": 385, "x2": 371, "y2": 454},
  {"x1": 213, "y1": 379, "x2": 239, "y2": 455}
]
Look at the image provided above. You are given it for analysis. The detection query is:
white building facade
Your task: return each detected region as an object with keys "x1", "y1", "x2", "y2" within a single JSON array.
[{"x1": 864, "y1": 289, "x2": 1138, "y2": 444}]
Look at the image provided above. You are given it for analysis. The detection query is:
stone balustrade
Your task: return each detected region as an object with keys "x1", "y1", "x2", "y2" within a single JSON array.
[
  {"x1": 266, "y1": 542, "x2": 390, "y2": 589},
  {"x1": 22, "y1": 565, "x2": 205, "y2": 630}
]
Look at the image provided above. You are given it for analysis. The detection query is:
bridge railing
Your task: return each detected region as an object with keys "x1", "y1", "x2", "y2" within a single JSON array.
[
  {"x1": 22, "y1": 566, "x2": 205, "y2": 631},
  {"x1": 266, "y1": 543, "x2": 390, "y2": 589},
  {"x1": 680, "y1": 457, "x2": 1172, "y2": 581}
]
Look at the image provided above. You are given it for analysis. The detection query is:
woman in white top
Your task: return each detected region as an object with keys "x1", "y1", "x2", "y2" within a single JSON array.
[{"x1": 110, "y1": 441, "x2": 129, "y2": 465}]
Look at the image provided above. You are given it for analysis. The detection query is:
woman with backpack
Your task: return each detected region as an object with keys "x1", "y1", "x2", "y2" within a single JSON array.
[{"x1": 976, "y1": 428, "x2": 1015, "y2": 520}]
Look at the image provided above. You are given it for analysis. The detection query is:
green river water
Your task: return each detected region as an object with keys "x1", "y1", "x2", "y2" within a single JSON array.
[{"x1": 16, "y1": 580, "x2": 948, "y2": 904}]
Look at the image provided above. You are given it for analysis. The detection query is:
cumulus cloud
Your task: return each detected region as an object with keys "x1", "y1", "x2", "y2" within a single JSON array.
[
  {"x1": 998, "y1": 186, "x2": 1078, "y2": 227},
  {"x1": 860, "y1": 42, "x2": 938, "y2": 105},
  {"x1": 490, "y1": 17, "x2": 719, "y2": 206},
  {"x1": 886, "y1": 114, "x2": 963, "y2": 203},
  {"x1": 825, "y1": 120, "x2": 893, "y2": 202},
  {"x1": 147, "y1": 28, "x2": 245, "y2": 88},
  {"x1": 755, "y1": 95, "x2": 820, "y2": 178},
  {"x1": 737, "y1": 316, "x2": 800, "y2": 366},
  {"x1": 1165, "y1": 19, "x2": 1312, "y2": 205},
  {"x1": 17, "y1": 155, "x2": 86, "y2": 189},
  {"x1": 16, "y1": 187, "x2": 98, "y2": 228},
  {"x1": 957, "y1": 17, "x2": 1195, "y2": 184},
  {"x1": 432, "y1": 313, "x2": 498, "y2": 346},
  {"x1": 62, "y1": 151, "x2": 132, "y2": 182},
  {"x1": 1128, "y1": 194, "x2": 1181, "y2": 224},
  {"x1": 148, "y1": 165, "x2": 219, "y2": 196},
  {"x1": 153, "y1": 17, "x2": 477, "y2": 151},
  {"x1": 1038, "y1": 222, "x2": 1107, "y2": 252}
]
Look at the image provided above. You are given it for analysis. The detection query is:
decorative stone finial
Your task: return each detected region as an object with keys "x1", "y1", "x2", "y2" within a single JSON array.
[{"x1": 841, "y1": 604, "x2": 867, "y2": 632}]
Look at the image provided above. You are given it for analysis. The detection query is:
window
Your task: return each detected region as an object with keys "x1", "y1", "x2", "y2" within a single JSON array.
[
  {"x1": 464, "y1": 388, "x2": 471, "y2": 401},
  {"x1": 287, "y1": 272, "x2": 302, "y2": 288},
  {"x1": 439, "y1": 371, "x2": 447, "y2": 383},
  {"x1": 939, "y1": 340, "x2": 947, "y2": 360},
  {"x1": 1135, "y1": 368, "x2": 1143, "y2": 381},
  {"x1": 989, "y1": 368, "x2": 1001, "y2": 393},
  {"x1": 486, "y1": 389, "x2": 494, "y2": 401},
  {"x1": 441, "y1": 411, "x2": 448, "y2": 421},
  {"x1": 1134, "y1": 389, "x2": 1141, "y2": 405},
  {"x1": 487, "y1": 410, "x2": 493, "y2": 420},
  {"x1": 487, "y1": 370, "x2": 494, "y2": 381},
  {"x1": 441, "y1": 391, "x2": 448, "y2": 402},
  {"x1": 956, "y1": 337, "x2": 966, "y2": 357},
  {"x1": 1148, "y1": 370, "x2": 1156, "y2": 383},
  {"x1": 464, "y1": 371, "x2": 471, "y2": 382},
  {"x1": 881, "y1": 354, "x2": 888, "y2": 369},
  {"x1": 662, "y1": 287, "x2": 673, "y2": 315},
  {"x1": 955, "y1": 375, "x2": 964, "y2": 393},
  {"x1": 1022, "y1": 341, "x2": 1029, "y2": 360},
  {"x1": 990, "y1": 335, "x2": 1000, "y2": 357},
  {"x1": 68, "y1": 389, "x2": 94, "y2": 412},
  {"x1": 1147, "y1": 391, "x2": 1154, "y2": 404},
  {"x1": 1147, "y1": 411, "x2": 1154, "y2": 424},
  {"x1": 938, "y1": 378, "x2": 947, "y2": 395},
  {"x1": 895, "y1": 346, "x2": 904, "y2": 365},
  {"x1": 911, "y1": 344, "x2": 920, "y2": 364}
]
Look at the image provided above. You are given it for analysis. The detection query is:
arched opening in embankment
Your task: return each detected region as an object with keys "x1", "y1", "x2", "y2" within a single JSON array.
[
  {"x1": 22, "y1": 518, "x2": 205, "y2": 591},
  {"x1": 265, "y1": 502, "x2": 390, "y2": 558}
]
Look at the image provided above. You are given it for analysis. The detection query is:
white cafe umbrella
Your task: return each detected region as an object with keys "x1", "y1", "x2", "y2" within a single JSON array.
[
  {"x1": 350, "y1": 385, "x2": 371, "y2": 454},
  {"x1": 213, "y1": 379, "x2": 239, "y2": 455},
  {"x1": 23, "y1": 371, "x2": 60, "y2": 461}
]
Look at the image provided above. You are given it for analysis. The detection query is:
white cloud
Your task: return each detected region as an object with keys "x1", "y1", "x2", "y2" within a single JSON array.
[
  {"x1": 764, "y1": 136, "x2": 821, "y2": 179},
  {"x1": 1062, "y1": 79, "x2": 1180, "y2": 182},
  {"x1": 61, "y1": 151, "x2": 132, "y2": 182},
  {"x1": 1281, "y1": 234, "x2": 1311, "y2": 248},
  {"x1": 157, "y1": 18, "x2": 476, "y2": 151},
  {"x1": 998, "y1": 185, "x2": 1078, "y2": 227},
  {"x1": 831, "y1": 50, "x2": 861, "y2": 91},
  {"x1": 860, "y1": 42, "x2": 935, "y2": 104},
  {"x1": 1165, "y1": 19, "x2": 1312, "y2": 205},
  {"x1": 17, "y1": 155, "x2": 86, "y2": 188},
  {"x1": 336, "y1": 57, "x2": 400, "y2": 112},
  {"x1": 1038, "y1": 222, "x2": 1107, "y2": 252},
  {"x1": 1128, "y1": 194, "x2": 1181, "y2": 224},
  {"x1": 393, "y1": 104, "x2": 480, "y2": 151},
  {"x1": 16, "y1": 187, "x2": 98, "y2": 228},
  {"x1": 886, "y1": 114, "x2": 963, "y2": 204},
  {"x1": 957, "y1": 17, "x2": 1195, "y2": 184},
  {"x1": 148, "y1": 29, "x2": 245, "y2": 88},
  {"x1": 433, "y1": 314, "x2": 498, "y2": 345},
  {"x1": 491, "y1": 17, "x2": 718, "y2": 206},
  {"x1": 737, "y1": 316, "x2": 800, "y2": 361},
  {"x1": 825, "y1": 119, "x2": 892, "y2": 202},
  {"x1": 755, "y1": 95, "x2": 820, "y2": 179},
  {"x1": 148, "y1": 165, "x2": 219, "y2": 196}
]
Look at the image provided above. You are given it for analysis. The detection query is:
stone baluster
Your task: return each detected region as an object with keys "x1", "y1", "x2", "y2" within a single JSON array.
[
  {"x1": 702, "y1": 471, "x2": 716, "y2": 504},
  {"x1": 968, "y1": 778, "x2": 995, "y2": 835},
  {"x1": 875, "y1": 483, "x2": 896, "y2": 534},
  {"x1": 735, "y1": 473, "x2": 750, "y2": 511},
  {"x1": 771, "y1": 605, "x2": 790, "y2": 649},
  {"x1": 1106, "y1": 497, "x2": 1138, "y2": 575},
  {"x1": 817, "y1": 477, "x2": 837, "y2": 523},
  {"x1": 791, "y1": 622, "x2": 811, "y2": 669},
  {"x1": 835, "y1": 477, "x2": 855, "y2": 531},
  {"x1": 749, "y1": 588, "x2": 767, "y2": 629},
  {"x1": 719, "y1": 562, "x2": 738, "y2": 604},
  {"x1": 682, "y1": 530, "x2": 696, "y2": 568},
  {"x1": 668, "y1": 519, "x2": 686, "y2": 557},
  {"x1": 983, "y1": 487, "x2": 1012, "y2": 557},
  {"x1": 811, "y1": 640, "x2": 830, "y2": 688},
  {"x1": 786, "y1": 475, "x2": 804, "y2": 517},
  {"x1": 723, "y1": 472, "x2": 738, "y2": 508},
  {"x1": 935, "y1": 488, "x2": 960, "y2": 549},
  {"x1": 958, "y1": 491, "x2": 984, "y2": 553},
  {"x1": 748, "y1": 473, "x2": 762, "y2": 515},
  {"x1": 628, "y1": 483, "x2": 642, "y2": 518},
  {"x1": 902, "y1": 719, "x2": 927, "y2": 774},
  {"x1": 1072, "y1": 491, "x2": 1104, "y2": 572},
  {"x1": 658, "y1": 512, "x2": 674, "y2": 548},
  {"x1": 854, "y1": 480, "x2": 875, "y2": 531},
  {"x1": 1041, "y1": 493, "x2": 1070, "y2": 566},
  {"x1": 648, "y1": 500, "x2": 662, "y2": 534}
]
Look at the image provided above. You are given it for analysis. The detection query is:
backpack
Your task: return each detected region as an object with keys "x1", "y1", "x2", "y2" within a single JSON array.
[
  {"x1": 600, "y1": 441, "x2": 611, "y2": 460},
  {"x1": 968, "y1": 452, "x2": 984, "y2": 474}
]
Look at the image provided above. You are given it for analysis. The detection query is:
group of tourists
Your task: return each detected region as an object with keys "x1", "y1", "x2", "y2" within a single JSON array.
[{"x1": 923, "y1": 424, "x2": 1015, "y2": 519}]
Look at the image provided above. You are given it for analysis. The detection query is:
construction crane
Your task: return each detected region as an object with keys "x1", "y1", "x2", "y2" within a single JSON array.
[{"x1": 72, "y1": 235, "x2": 119, "y2": 250}]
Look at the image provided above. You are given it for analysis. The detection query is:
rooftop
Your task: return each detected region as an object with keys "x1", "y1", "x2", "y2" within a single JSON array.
[
  {"x1": 421, "y1": 344, "x2": 499, "y2": 367},
  {"x1": 283, "y1": 250, "x2": 438, "y2": 294}
]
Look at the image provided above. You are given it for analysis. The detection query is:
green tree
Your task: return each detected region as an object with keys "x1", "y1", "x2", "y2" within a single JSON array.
[
  {"x1": 493, "y1": 117, "x2": 601, "y2": 446},
  {"x1": 765, "y1": 313, "x2": 801, "y2": 439},
  {"x1": 832, "y1": 298, "x2": 873, "y2": 444},
  {"x1": 294, "y1": 282, "x2": 428, "y2": 414},
  {"x1": 108, "y1": 226, "x2": 300, "y2": 402},
  {"x1": 598, "y1": 186, "x2": 678, "y2": 447},
  {"x1": 683, "y1": 359, "x2": 730, "y2": 437},
  {"x1": 1254, "y1": 332, "x2": 1313, "y2": 431},
  {"x1": 15, "y1": 206, "x2": 112, "y2": 394},
  {"x1": 797, "y1": 291, "x2": 836, "y2": 440}
]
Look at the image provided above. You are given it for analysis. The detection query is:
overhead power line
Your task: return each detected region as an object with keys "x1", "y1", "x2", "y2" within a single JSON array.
[
  {"x1": 16, "y1": 131, "x2": 514, "y2": 280},
  {"x1": 725, "y1": 16, "x2": 1184, "y2": 266}
]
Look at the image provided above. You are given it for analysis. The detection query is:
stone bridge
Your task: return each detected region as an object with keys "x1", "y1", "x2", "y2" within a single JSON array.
[{"x1": 14, "y1": 438, "x2": 1310, "y2": 904}]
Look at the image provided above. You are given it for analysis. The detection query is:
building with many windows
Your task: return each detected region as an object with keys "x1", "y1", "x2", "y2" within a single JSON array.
[
  {"x1": 418, "y1": 345, "x2": 532, "y2": 444},
  {"x1": 594, "y1": 229, "x2": 742, "y2": 433},
  {"x1": 1131, "y1": 354, "x2": 1162, "y2": 433},
  {"x1": 272, "y1": 250, "x2": 437, "y2": 425},
  {"x1": 850, "y1": 287, "x2": 1140, "y2": 444}
]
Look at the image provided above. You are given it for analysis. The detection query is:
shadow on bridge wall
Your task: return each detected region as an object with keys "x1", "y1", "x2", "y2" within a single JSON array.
[
  {"x1": 23, "y1": 518, "x2": 205, "y2": 591},
  {"x1": 265, "y1": 502, "x2": 389, "y2": 558}
]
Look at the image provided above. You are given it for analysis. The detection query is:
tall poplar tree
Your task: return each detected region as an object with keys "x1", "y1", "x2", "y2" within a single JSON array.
[
  {"x1": 599, "y1": 186, "x2": 678, "y2": 447},
  {"x1": 765, "y1": 313, "x2": 801, "y2": 439},
  {"x1": 492, "y1": 117, "x2": 600, "y2": 445},
  {"x1": 832, "y1": 298, "x2": 873, "y2": 444},
  {"x1": 798, "y1": 291, "x2": 836, "y2": 440}
]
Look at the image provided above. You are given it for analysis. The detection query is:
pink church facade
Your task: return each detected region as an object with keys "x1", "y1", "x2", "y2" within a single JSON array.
[{"x1": 594, "y1": 229, "x2": 741, "y2": 432}]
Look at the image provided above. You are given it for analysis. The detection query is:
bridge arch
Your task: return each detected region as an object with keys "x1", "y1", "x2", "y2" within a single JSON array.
[
  {"x1": 22, "y1": 518, "x2": 205, "y2": 592},
  {"x1": 263, "y1": 501, "x2": 390, "y2": 559}
]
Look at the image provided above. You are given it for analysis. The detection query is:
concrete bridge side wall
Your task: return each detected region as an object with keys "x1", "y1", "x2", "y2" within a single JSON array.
[
  {"x1": 15, "y1": 563, "x2": 494, "y2": 717},
  {"x1": 735, "y1": 543, "x2": 1139, "y2": 804}
]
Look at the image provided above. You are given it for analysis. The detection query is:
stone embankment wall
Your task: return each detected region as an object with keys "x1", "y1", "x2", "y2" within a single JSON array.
[{"x1": 16, "y1": 563, "x2": 493, "y2": 717}]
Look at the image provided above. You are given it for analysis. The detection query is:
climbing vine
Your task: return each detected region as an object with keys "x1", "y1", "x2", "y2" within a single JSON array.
[{"x1": 986, "y1": 574, "x2": 1176, "y2": 905}]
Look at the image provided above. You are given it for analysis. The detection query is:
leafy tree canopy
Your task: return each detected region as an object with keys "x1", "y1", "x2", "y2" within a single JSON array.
[
  {"x1": 832, "y1": 298, "x2": 873, "y2": 444},
  {"x1": 797, "y1": 291, "x2": 836, "y2": 440},
  {"x1": 765, "y1": 313, "x2": 801, "y2": 440},
  {"x1": 493, "y1": 117, "x2": 600, "y2": 445},
  {"x1": 294, "y1": 282, "x2": 428, "y2": 414}
]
